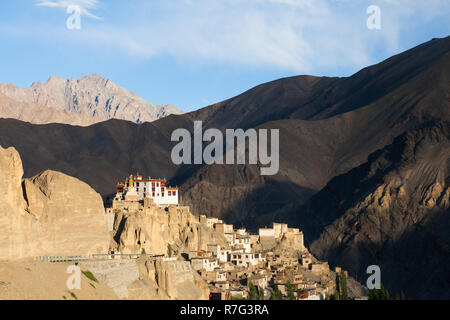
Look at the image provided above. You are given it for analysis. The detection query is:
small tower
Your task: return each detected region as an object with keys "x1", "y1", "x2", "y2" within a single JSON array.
[
  {"x1": 128, "y1": 176, "x2": 134, "y2": 187},
  {"x1": 124, "y1": 185, "x2": 140, "y2": 202}
]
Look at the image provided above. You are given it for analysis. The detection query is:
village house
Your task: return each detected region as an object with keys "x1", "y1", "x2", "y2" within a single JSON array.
[
  {"x1": 202, "y1": 270, "x2": 228, "y2": 283},
  {"x1": 258, "y1": 227, "x2": 275, "y2": 238},
  {"x1": 310, "y1": 262, "x2": 330, "y2": 275},
  {"x1": 272, "y1": 223, "x2": 288, "y2": 239},
  {"x1": 219, "y1": 262, "x2": 236, "y2": 272},
  {"x1": 215, "y1": 281, "x2": 230, "y2": 292},
  {"x1": 249, "y1": 235, "x2": 259, "y2": 245},
  {"x1": 207, "y1": 244, "x2": 220, "y2": 255},
  {"x1": 230, "y1": 288, "x2": 248, "y2": 300},
  {"x1": 207, "y1": 244, "x2": 231, "y2": 263},
  {"x1": 230, "y1": 252, "x2": 264, "y2": 268},
  {"x1": 289, "y1": 273, "x2": 304, "y2": 284},
  {"x1": 228, "y1": 269, "x2": 247, "y2": 282},
  {"x1": 248, "y1": 274, "x2": 269, "y2": 290},
  {"x1": 191, "y1": 257, "x2": 219, "y2": 272},
  {"x1": 207, "y1": 217, "x2": 223, "y2": 228},
  {"x1": 300, "y1": 254, "x2": 313, "y2": 268},
  {"x1": 188, "y1": 250, "x2": 210, "y2": 260},
  {"x1": 232, "y1": 234, "x2": 252, "y2": 253},
  {"x1": 214, "y1": 223, "x2": 234, "y2": 234},
  {"x1": 217, "y1": 248, "x2": 231, "y2": 263}
]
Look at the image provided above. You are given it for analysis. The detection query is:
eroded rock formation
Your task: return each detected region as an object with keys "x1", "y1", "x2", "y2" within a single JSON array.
[
  {"x1": 292, "y1": 122, "x2": 450, "y2": 298},
  {"x1": 111, "y1": 199, "x2": 227, "y2": 256},
  {"x1": 0, "y1": 146, "x2": 110, "y2": 260}
]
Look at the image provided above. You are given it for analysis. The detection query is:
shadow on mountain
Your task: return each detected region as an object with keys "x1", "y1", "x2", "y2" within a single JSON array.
[{"x1": 289, "y1": 122, "x2": 450, "y2": 299}]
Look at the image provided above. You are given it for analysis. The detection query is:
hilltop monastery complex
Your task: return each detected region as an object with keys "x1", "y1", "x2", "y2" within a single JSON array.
[
  {"x1": 104, "y1": 173, "x2": 364, "y2": 300},
  {"x1": 115, "y1": 174, "x2": 180, "y2": 206}
]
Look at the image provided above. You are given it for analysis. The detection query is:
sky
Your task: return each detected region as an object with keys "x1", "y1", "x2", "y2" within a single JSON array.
[{"x1": 0, "y1": 0, "x2": 449, "y2": 112}]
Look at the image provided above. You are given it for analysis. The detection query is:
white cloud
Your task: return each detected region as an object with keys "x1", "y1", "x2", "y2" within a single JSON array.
[
  {"x1": 36, "y1": 0, "x2": 102, "y2": 20},
  {"x1": 29, "y1": 0, "x2": 450, "y2": 74}
]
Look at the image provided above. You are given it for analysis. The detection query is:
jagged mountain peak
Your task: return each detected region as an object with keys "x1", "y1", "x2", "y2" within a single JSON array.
[{"x1": 0, "y1": 74, "x2": 184, "y2": 125}]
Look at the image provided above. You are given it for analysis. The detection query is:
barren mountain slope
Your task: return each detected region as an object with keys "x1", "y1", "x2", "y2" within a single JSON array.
[{"x1": 290, "y1": 122, "x2": 450, "y2": 299}]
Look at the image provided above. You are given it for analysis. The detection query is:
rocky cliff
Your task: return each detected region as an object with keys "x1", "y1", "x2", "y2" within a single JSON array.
[
  {"x1": 153, "y1": 259, "x2": 206, "y2": 300},
  {"x1": 111, "y1": 199, "x2": 228, "y2": 255},
  {"x1": 0, "y1": 146, "x2": 110, "y2": 260},
  {"x1": 98, "y1": 198, "x2": 220, "y2": 300}
]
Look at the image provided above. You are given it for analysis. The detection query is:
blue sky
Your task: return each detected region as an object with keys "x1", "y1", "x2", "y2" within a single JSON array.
[{"x1": 0, "y1": 0, "x2": 449, "y2": 112}]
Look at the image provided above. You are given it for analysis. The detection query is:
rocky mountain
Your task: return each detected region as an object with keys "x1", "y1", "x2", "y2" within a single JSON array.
[
  {"x1": 0, "y1": 145, "x2": 110, "y2": 260},
  {"x1": 0, "y1": 92, "x2": 95, "y2": 126},
  {"x1": 0, "y1": 74, "x2": 183, "y2": 125},
  {"x1": 179, "y1": 36, "x2": 449, "y2": 225},
  {"x1": 286, "y1": 122, "x2": 450, "y2": 299},
  {"x1": 0, "y1": 38, "x2": 447, "y2": 227},
  {"x1": 111, "y1": 202, "x2": 228, "y2": 256}
]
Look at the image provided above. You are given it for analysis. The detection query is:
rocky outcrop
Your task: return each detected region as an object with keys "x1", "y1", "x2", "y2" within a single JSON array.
[
  {"x1": 0, "y1": 146, "x2": 110, "y2": 260},
  {"x1": 108, "y1": 201, "x2": 219, "y2": 300},
  {"x1": 154, "y1": 260, "x2": 207, "y2": 300},
  {"x1": 78, "y1": 256, "x2": 207, "y2": 300},
  {"x1": 0, "y1": 74, "x2": 183, "y2": 125},
  {"x1": 111, "y1": 200, "x2": 227, "y2": 256},
  {"x1": 0, "y1": 147, "x2": 27, "y2": 259}
]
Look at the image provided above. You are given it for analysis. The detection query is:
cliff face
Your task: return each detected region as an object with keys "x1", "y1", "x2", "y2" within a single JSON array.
[
  {"x1": 0, "y1": 146, "x2": 110, "y2": 260},
  {"x1": 292, "y1": 122, "x2": 450, "y2": 298},
  {"x1": 108, "y1": 201, "x2": 219, "y2": 300},
  {"x1": 0, "y1": 74, "x2": 183, "y2": 125}
]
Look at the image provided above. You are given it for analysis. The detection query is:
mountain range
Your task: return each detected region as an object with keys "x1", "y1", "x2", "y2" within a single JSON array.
[
  {"x1": 0, "y1": 74, "x2": 183, "y2": 125},
  {"x1": 0, "y1": 36, "x2": 449, "y2": 298}
]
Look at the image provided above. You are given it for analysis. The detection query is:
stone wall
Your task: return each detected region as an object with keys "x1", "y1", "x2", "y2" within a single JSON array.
[
  {"x1": 154, "y1": 259, "x2": 207, "y2": 300},
  {"x1": 80, "y1": 260, "x2": 140, "y2": 299}
]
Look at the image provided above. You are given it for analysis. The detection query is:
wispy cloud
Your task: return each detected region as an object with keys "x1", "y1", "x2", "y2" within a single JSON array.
[
  {"x1": 27, "y1": 0, "x2": 450, "y2": 74},
  {"x1": 35, "y1": 0, "x2": 102, "y2": 20}
]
